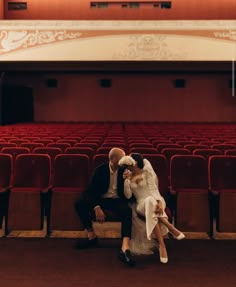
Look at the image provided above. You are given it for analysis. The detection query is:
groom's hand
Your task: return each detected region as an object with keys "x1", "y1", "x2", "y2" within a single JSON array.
[{"x1": 94, "y1": 206, "x2": 106, "y2": 223}]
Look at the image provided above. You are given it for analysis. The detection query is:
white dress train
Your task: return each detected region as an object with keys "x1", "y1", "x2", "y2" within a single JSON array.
[{"x1": 124, "y1": 159, "x2": 169, "y2": 255}]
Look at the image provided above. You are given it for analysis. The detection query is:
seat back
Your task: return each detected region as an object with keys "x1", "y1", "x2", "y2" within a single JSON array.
[
  {"x1": 65, "y1": 147, "x2": 94, "y2": 158},
  {"x1": 129, "y1": 147, "x2": 157, "y2": 154},
  {"x1": 193, "y1": 148, "x2": 222, "y2": 159},
  {"x1": 209, "y1": 155, "x2": 236, "y2": 190},
  {"x1": 0, "y1": 154, "x2": 12, "y2": 188},
  {"x1": 96, "y1": 147, "x2": 111, "y2": 154},
  {"x1": 225, "y1": 149, "x2": 236, "y2": 155},
  {"x1": 142, "y1": 154, "x2": 169, "y2": 198},
  {"x1": 1, "y1": 147, "x2": 31, "y2": 160},
  {"x1": 210, "y1": 144, "x2": 236, "y2": 152},
  {"x1": 13, "y1": 154, "x2": 51, "y2": 188},
  {"x1": 184, "y1": 144, "x2": 208, "y2": 152},
  {"x1": 20, "y1": 143, "x2": 44, "y2": 151},
  {"x1": 157, "y1": 143, "x2": 181, "y2": 153},
  {"x1": 162, "y1": 148, "x2": 191, "y2": 170},
  {"x1": 53, "y1": 154, "x2": 89, "y2": 188},
  {"x1": 92, "y1": 154, "x2": 108, "y2": 171},
  {"x1": 32, "y1": 147, "x2": 62, "y2": 161},
  {"x1": 47, "y1": 143, "x2": 71, "y2": 152},
  {"x1": 0, "y1": 143, "x2": 17, "y2": 150},
  {"x1": 129, "y1": 143, "x2": 153, "y2": 148},
  {"x1": 170, "y1": 155, "x2": 208, "y2": 190}
]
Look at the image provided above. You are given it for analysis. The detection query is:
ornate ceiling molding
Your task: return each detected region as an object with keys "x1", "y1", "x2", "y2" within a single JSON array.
[{"x1": 0, "y1": 20, "x2": 235, "y2": 60}]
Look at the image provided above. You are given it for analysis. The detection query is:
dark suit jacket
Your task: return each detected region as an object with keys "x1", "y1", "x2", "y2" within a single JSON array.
[{"x1": 85, "y1": 162, "x2": 125, "y2": 208}]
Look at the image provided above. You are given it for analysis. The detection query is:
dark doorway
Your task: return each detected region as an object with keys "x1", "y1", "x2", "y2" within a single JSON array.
[{"x1": 1, "y1": 85, "x2": 34, "y2": 125}]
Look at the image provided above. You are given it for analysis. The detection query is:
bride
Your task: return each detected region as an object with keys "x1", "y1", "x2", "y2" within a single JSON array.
[{"x1": 119, "y1": 153, "x2": 185, "y2": 264}]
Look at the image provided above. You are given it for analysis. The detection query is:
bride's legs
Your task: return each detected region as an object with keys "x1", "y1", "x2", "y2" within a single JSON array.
[
  {"x1": 153, "y1": 222, "x2": 168, "y2": 263},
  {"x1": 159, "y1": 217, "x2": 185, "y2": 239}
]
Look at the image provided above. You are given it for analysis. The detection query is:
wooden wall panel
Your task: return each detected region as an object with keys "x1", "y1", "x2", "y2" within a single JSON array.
[
  {"x1": 0, "y1": 0, "x2": 4, "y2": 19},
  {"x1": 4, "y1": 0, "x2": 236, "y2": 20},
  {"x1": 4, "y1": 72, "x2": 236, "y2": 122}
]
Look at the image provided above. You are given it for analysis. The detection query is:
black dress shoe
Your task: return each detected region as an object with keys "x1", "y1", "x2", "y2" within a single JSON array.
[
  {"x1": 118, "y1": 249, "x2": 135, "y2": 266},
  {"x1": 75, "y1": 237, "x2": 98, "y2": 249}
]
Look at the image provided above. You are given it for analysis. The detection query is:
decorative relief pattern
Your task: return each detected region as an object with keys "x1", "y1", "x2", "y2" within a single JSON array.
[
  {"x1": 0, "y1": 20, "x2": 235, "y2": 59},
  {"x1": 0, "y1": 30, "x2": 81, "y2": 54},
  {"x1": 1, "y1": 20, "x2": 235, "y2": 30},
  {"x1": 214, "y1": 30, "x2": 236, "y2": 41},
  {"x1": 113, "y1": 35, "x2": 187, "y2": 60}
]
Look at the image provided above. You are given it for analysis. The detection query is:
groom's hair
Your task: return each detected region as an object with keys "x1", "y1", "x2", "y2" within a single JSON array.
[{"x1": 130, "y1": 153, "x2": 144, "y2": 169}]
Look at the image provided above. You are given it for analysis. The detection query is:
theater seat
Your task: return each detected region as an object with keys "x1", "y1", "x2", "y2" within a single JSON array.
[
  {"x1": 1, "y1": 147, "x2": 30, "y2": 161},
  {"x1": 65, "y1": 147, "x2": 94, "y2": 158},
  {"x1": 92, "y1": 154, "x2": 109, "y2": 171},
  {"x1": 129, "y1": 147, "x2": 157, "y2": 154},
  {"x1": 193, "y1": 148, "x2": 222, "y2": 159},
  {"x1": 6, "y1": 154, "x2": 51, "y2": 232},
  {"x1": 47, "y1": 143, "x2": 71, "y2": 152},
  {"x1": 49, "y1": 154, "x2": 90, "y2": 232},
  {"x1": 170, "y1": 155, "x2": 210, "y2": 233},
  {"x1": 0, "y1": 154, "x2": 12, "y2": 231},
  {"x1": 209, "y1": 155, "x2": 236, "y2": 232}
]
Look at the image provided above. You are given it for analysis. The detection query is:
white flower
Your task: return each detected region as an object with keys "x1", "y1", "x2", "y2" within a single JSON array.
[{"x1": 118, "y1": 155, "x2": 136, "y2": 166}]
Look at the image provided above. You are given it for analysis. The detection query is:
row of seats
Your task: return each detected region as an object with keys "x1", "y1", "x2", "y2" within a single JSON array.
[
  {"x1": 0, "y1": 153, "x2": 236, "y2": 236},
  {"x1": 0, "y1": 146, "x2": 236, "y2": 178}
]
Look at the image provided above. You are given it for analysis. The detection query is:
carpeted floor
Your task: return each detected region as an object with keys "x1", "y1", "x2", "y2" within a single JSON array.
[{"x1": 0, "y1": 238, "x2": 236, "y2": 287}]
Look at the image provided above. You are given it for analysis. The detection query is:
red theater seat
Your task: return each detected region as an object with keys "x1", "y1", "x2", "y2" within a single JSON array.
[
  {"x1": 7, "y1": 154, "x2": 51, "y2": 232},
  {"x1": 75, "y1": 143, "x2": 98, "y2": 150},
  {"x1": 225, "y1": 149, "x2": 236, "y2": 155},
  {"x1": 33, "y1": 139, "x2": 54, "y2": 146},
  {"x1": 0, "y1": 154, "x2": 12, "y2": 231},
  {"x1": 129, "y1": 143, "x2": 153, "y2": 148},
  {"x1": 49, "y1": 154, "x2": 90, "y2": 232},
  {"x1": 8, "y1": 139, "x2": 30, "y2": 146},
  {"x1": 184, "y1": 144, "x2": 208, "y2": 152},
  {"x1": 92, "y1": 154, "x2": 108, "y2": 171},
  {"x1": 32, "y1": 147, "x2": 62, "y2": 170},
  {"x1": 20, "y1": 143, "x2": 44, "y2": 151},
  {"x1": 0, "y1": 143, "x2": 17, "y2": 150},
  {"x1": 209, "y1": 156, "x2": 236, "y2": 232},
  {"x1": 1, "y1": 147, "x2": 31, "y2": 160},
  {"x1": 170, "y1": 155, "x2": 210, "y2": 233},
  {"x1": 65, "y1": 147, "x2": 94, "y2": 158},
  {"x1": 193, "y1": 148, "x2": 222, "y2": 159},
  {"x1": 96, "y1": 147, "x2": 111, "y2": 154},
  {"x1": 22, "y1": 137, "x2": 40, "y2": 141},
  {"x1": 47, "y1": 142, "x2": 71, "y2": 152},
  {"x1": 162, "y1": 148, "x2": 191, "y2": 171},
  {"x1": 57, "y1": 139, "x2": 77, "y2": 146},
  {"x1": 157, "y1": 144, "x2": 181, "y2": 153},
  {"x1": 102, "y1": 143, "x2": 125, "y2": 149},
  {"x1": 211, "y1": 144, "x2": 236, "y2": 152},
  {"x1": 129, "y1": 147, "x2": 157, "y2": 154}
]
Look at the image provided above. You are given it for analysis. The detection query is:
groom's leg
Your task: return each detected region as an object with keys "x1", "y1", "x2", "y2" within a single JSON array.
[
  {"x1": 75, "y1": 198, "x2": 94, "y2": 233},
  {"x1": 115, "y1": 200, "x2": 135, "y2": 266},
  {"x1": 115, "y1": 199, "x2": 132, "y2": 240}
]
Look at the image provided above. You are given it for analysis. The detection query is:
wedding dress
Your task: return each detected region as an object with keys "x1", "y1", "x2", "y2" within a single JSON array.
[{"x1": 124, "y1": 159, "x2": 169, "y2": 255}]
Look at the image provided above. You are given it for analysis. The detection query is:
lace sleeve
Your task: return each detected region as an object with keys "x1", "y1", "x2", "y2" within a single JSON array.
[{"x1": 124, "y1": 178, "x2": 133, "y2": 199}]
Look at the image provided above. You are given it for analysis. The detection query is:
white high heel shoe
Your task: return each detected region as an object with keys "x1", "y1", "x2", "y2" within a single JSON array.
[
  {"x1": 174, "y1": 232, "x2": 185, "y2": 240},
  {"x1": 160, "y1": 256, "x2": 168, "y2": 264},
  {"x1": 159, "y1": 248, "x2": 168, "y2": 264}
]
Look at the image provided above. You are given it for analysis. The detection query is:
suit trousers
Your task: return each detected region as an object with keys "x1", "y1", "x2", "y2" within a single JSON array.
[{"x1": 75, "y1": 198, "x2": 132, "y2": 238}]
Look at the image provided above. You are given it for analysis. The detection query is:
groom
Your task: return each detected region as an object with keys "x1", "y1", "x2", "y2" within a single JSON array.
[{"x1": 75, "y1": 147, "x2": 135, "y2": 266}]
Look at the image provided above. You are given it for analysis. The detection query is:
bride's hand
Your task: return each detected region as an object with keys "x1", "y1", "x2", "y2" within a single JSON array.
[
  {"x1": 155, "y1": 200, "x2": 164, "y2": 215},
  {"x1": 123, "y1": 169, "x2": 131, "y2": 179}
]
